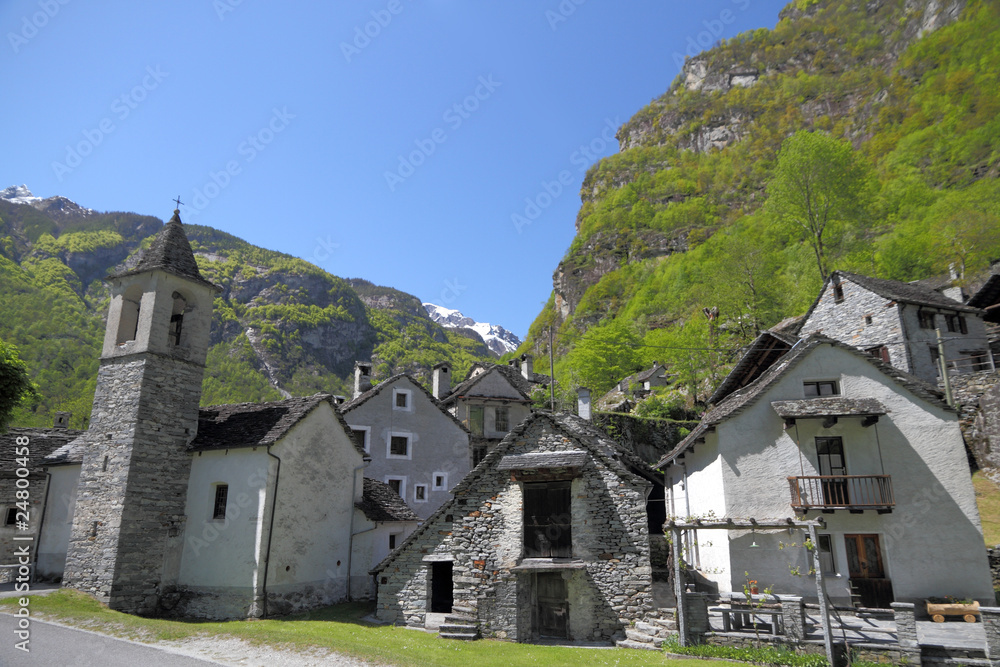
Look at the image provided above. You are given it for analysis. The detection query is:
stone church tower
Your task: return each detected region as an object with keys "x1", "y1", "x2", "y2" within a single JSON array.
[{"x1": 62, "y1": 210, "x2": 219, "y2": 613}]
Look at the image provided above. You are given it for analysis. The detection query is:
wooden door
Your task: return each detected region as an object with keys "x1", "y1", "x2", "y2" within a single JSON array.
[
  {"x1": 535, "y1": 573, "x2": 568, "y2": 639},
  {"x1": 816, "y1": 437, "x2": 849, "y2": 505},
  {"x1": 844, "y1": 534, "x2": 893, "y2": 608}
]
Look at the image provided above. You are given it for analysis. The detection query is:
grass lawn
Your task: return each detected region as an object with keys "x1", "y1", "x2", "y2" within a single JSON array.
[
  {"x1": 973, "y1": 470, "x2": 1000, "y2": 547},
  {"x1": 0, "y1": 590, "x2": 737, "y2": 666}
]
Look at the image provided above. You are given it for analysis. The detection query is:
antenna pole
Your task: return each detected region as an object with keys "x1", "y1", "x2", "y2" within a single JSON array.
[{"x1": 549, "y1": 326, "x2": 555, "y2": 411}]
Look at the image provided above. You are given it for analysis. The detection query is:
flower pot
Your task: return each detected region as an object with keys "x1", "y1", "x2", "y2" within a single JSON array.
[{"x1": 750, "y1": 586, "x2": 759, "y2": 595}]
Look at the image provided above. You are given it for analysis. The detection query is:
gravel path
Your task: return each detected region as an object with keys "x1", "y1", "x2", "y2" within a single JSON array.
[{"x1": 154, "y1": 635, "x2": 380, "y2": 667}]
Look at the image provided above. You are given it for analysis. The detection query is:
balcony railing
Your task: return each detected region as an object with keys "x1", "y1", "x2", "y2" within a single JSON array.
[{"x1": 787, "y1": 475, "x2": 895, "y2": 512}]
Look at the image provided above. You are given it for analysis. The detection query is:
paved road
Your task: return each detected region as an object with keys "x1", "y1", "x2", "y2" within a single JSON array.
[{"x1": 0, "y1": 614, "x2": 222, "y2": 667}]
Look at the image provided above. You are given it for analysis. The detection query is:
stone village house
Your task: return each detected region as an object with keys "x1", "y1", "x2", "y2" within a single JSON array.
[
  {"x1": 798, "y1": 270, "x2": 995, "y2": 384},
  {"x1": 26, "y1": 211, "x2": 417, "y2": 618},
  {"x1": 439, "y1": 357, "x2": 547, "y2": 467},
  {"x1": 340, "y1": 364, "x2": 470, "y2": 519},
  {"x1": 372, "y1": 411, "x2": 665, "y2": 644},
  {"x1": 657, "y1": 333, "x2": 994, "y2": 608}
]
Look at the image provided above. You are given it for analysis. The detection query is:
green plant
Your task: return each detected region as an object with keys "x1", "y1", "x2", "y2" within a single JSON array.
[{"x1": 663, "y1": 634, "x2": 829, "y2": 666}]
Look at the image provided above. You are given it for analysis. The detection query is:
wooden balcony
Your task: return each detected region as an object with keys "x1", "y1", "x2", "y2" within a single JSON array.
[{"x1": 787, "y1": 475, "x2": 895, "y2": 513}]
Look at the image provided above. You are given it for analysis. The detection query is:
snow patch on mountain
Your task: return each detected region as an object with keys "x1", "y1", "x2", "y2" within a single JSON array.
[
  {"x1": 423, "y1": 303, "x2": 521, "y2": 356},
  {"x1": 2, "y1": 184, "x2": 95, "y2": 216}
]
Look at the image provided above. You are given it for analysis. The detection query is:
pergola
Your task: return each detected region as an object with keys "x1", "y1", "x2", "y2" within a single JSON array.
[{"x1": 667, "y1": 516, "x2": 835, "y2": 667}]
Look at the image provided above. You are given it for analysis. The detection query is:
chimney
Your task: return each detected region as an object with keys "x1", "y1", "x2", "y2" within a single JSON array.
[
  {"x1": 520, "y1": 353, "x2": 533, "y2": 382},
  {"x1": 577, "y1": 387, "x2": 591, "y2": 421},
  {"x1": 353, "y1": 362, "x2": 373, "y2": 399},
  {"x1": 53, "y1": 412, "x2": 71, "y2": 429},
  {"x1": 432, "y1": 362, "x2": 451, "y2": 399}
]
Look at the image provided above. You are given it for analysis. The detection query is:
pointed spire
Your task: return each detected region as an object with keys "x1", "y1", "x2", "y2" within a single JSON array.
[{"x1": 108, "y1": 209, "x2": 218, "y2": 289}]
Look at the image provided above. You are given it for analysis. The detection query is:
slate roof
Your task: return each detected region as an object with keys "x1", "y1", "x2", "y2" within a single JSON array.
[
  {"x1": 371, "y1": 411, "x2": 651, "y2": 574},
  {"x1": 497, "y1": 450, "x2": 589, "y2": 470},
  {"x1": 1, "y1": 428, "x2": 83, "y2": 477},
  {"x1": 968, "y1": 274, "x2": 1000, "y2": 323},
  {"x1": 109, "y1": 210, "x2": 220, "y2": 290},
  {"x1": 798, "y1": 271, "x2": 982, "y2": 331},
  {"x1": 441, "y1": 364, "x2": 533, "y2": 406},
  {"x1": 339, "y1": 374, "x2": 469, "y2": 434},
  {"x1": 191, "y1": 393, "x2": 365, "y2": 455},
  {"x1": 708, "y1": 331, "x2": 799, "y2": 405},
  {"x1": 355, "y1": 477, "x2": 419, "y2": 523},
  {"x1": 771, "y1": 397, "x2": 888, "y2": 419},
  {"x1": 655, "y1": 334, "x2": 949, "y2": 469}
]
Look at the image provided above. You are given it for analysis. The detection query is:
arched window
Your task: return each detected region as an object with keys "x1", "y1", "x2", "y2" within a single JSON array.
[
  {"x1": 116, "y1": 285, "x2": 144, "y2": 344},
  {"x1": 169, "y1": 291, "x2": 186, "y2": 346}
]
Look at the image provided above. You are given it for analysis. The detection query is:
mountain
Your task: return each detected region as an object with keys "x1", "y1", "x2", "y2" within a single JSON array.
[
  {"x1": 423, "y1": 303, "x2": 521, "y2": 356},
  {"x1": 518, "y1": 0, "x2": 1000, "y2": 401},
  {"x1": 0, "y1": 190, "x2": 493, "y2": 428}
]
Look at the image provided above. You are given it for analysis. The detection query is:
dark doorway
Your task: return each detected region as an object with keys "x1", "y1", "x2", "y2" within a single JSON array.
[
  {"x1": 430, "y1": 561, "x2": 453, "y2": 613},
  {"x1": 845, "y1": 534, "x2": 893, "y2": 608},
  {"x1": 535, "y1": 572, "x2": 568, "y2": 639}
]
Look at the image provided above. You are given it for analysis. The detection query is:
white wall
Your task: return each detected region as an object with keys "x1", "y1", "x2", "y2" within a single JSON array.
[
  {"x1": 36, "y1": 464, "x2": 80, "y2": 579},
  {"x1": 682, "y1": 342, "x2": 994, "y2": 603}
]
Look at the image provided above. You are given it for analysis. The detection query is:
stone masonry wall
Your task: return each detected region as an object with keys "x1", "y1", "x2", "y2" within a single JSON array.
[
  {"x1": 948, "y1": 370, "x2": 1000, "y2": 469},
  {"x1": 375, "y1": 416, "x2": 653, "y2": 643},
  {"x1": 799, "y1": 280, "x2": 909, "y2": 373},
  {"x1": 62, "y1": 353, "x2": 203, "y2": 614}
]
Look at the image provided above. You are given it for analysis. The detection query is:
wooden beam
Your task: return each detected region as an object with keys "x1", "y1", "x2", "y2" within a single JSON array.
[
  {"x1": 665, "y1": 517, "x2": 825, "y2": 530},
  {"x1": 672, "y1": 525, "x2": 688, "y2": 646},
  {"x1": 822, "y1": 416, "x2": 838, "y2": 428},
  {"x1": 861, "y1": 415, "x2": 879, "y2": 428}
]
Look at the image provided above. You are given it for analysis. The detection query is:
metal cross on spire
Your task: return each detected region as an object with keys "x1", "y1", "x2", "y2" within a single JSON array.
[{"x1": 173, "y1": 195, "x2": 184, "y2": 210}]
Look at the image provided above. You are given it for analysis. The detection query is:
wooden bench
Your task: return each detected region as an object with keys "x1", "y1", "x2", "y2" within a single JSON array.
[{"x1": 709, "y1": 606, "x2": 784, "y2": 634}]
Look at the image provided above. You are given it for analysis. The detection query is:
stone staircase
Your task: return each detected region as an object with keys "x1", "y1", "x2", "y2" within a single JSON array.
[
  {"x1": 438, "y1": 605, "x2": 479, "y2": 640},
  {"x1": 615, "y1": 609, "x2": 678, "y2": 650}
]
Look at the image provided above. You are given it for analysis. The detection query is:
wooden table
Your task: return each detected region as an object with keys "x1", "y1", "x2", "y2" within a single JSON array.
[{"x1": 709, "y1": 606, "x2": 784, "y2": 634}]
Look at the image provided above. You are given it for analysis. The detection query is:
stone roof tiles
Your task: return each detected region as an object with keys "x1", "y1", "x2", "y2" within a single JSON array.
[
  {"x1": 190, "y1": 393, "x2": 364, "y2": 454},
  {"x1": 771, "y1": 397, "x2": 888, "y2": 419},
  {"x1": 109, "y1": 210, "x2": 220, "y2": 290},
  {"x1": 355, "y1": 477, "x2": 419, "y2": 523},
  {"x1": 496, "y1": 450, "x2": 589, "y2": 471}
]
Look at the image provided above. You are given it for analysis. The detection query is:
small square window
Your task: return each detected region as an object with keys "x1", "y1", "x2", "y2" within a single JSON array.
[
  {"x1": 389, "y1": 434, "x2": 410, "y2": 458},
  {"x1": 946, "y1": 314, "x2": 968, "y2": 334},
  {"x1": 386, "y1": 477, "x2": 405, "y2": 498},
  {"x1": 393, "y1": 389, "x2": 412, "y2": 410},
  {"x1": 4, "y1": 508, "x2": 17, "y2": 527},
  {"x1": 389, "y1": 533, "x2": 398, "y2": 550},
  {"x1": 804, "y1": 381, "x2": 839, "y2": 397},
  {"x1": 213, "y1": 484, "x2": 229, "y2": 520},
  {"x1": 864, "y1": 314, "x2": 872, "y2": 325},
  {"x1": 432, "y1": 473, "x2": 448, "y2": 491},
  {"x1": 833, "y1": 283, "x2": 844, "y2": 303},
  {"x1": 414, "y1": 484, "x2": 428, "y2": 502}
]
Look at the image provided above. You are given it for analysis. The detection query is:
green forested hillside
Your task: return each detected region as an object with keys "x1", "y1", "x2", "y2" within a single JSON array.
[
  {"x1": 520, "y1": 0, "x2": 1000, "y2": 402},
  {"x1": 0, "y1": 204, "x2": 493, "y2": 428}
]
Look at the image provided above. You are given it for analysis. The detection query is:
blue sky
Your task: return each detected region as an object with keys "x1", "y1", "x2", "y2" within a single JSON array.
[{"x1": 1, "y1": 0, "x2": 786, "y2": 337}]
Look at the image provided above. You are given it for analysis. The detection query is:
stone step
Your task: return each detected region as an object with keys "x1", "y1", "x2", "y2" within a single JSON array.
[
  {"x1": 440, "y1": 631, "x2": 479, "y2": 641},
  {"x1": 616, "y1": 639, "x2": 661, "y2": 651},
  {"x1": 451, "y1": 605, "x2": 475, "y2": 615},
  {"x1": 625, "y1": 628, "x2": 656, "y2": 644},
  {"x1": 440, "y1": 623, "x2": 478, "y2": 634}
]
